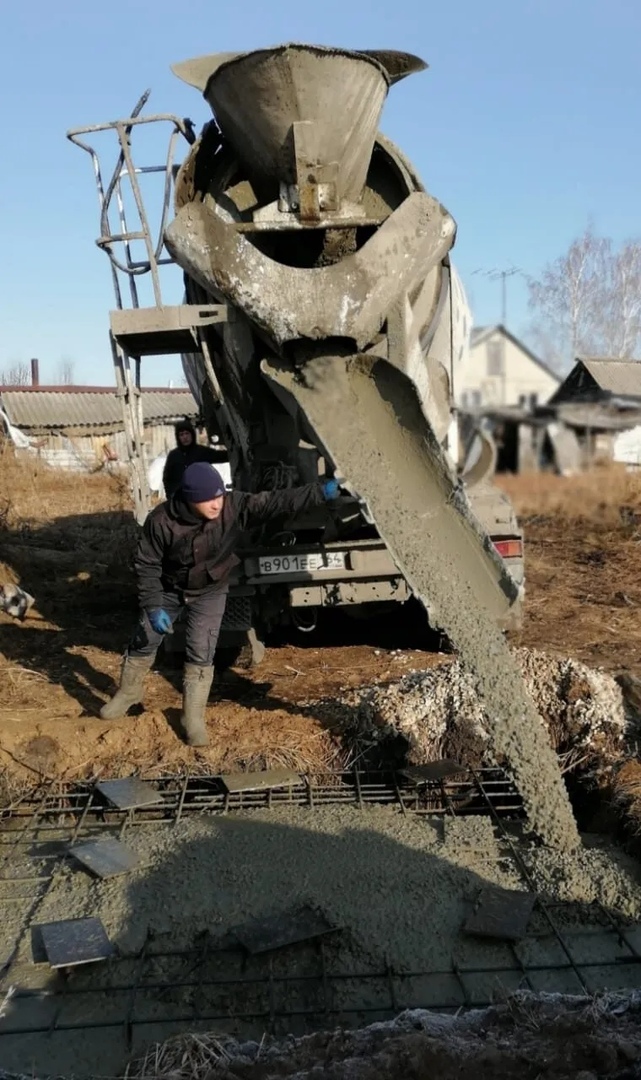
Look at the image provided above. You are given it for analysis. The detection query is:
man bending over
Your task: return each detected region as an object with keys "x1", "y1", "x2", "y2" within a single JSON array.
[{"x1": 100, "y1": 461, "x2": 339, "y2": 746}]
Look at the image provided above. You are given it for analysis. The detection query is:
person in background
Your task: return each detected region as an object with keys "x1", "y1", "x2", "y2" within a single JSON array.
[
  {"x1": 100, "y1": 462, "x2": 340, "y2": 746},
  {"x1": 162, "y1": 418, "x2": 225, "y2": 498}
]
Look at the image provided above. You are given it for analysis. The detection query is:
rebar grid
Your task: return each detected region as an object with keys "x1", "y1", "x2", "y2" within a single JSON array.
[
  {"x1": 1, "y1": 913, "x2": 640, "y2": 1039},
  {"x1": 1, "y1": 767, "x2": 523, "y2": 838},
  {"x1": 1, "y1": 768, "x2": 641, "y2": 1044}
]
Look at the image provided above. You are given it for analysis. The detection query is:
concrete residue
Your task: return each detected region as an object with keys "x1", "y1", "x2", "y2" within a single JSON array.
[
  {"x1": 263, "y1": 353, "x2": 580, "y2": 850},
  {"x1": 525, "y1": 838, "x2": 641, "y2": 919},
  {"x1": 330, "y1": 647, "x2": 626, "y2": 769}
]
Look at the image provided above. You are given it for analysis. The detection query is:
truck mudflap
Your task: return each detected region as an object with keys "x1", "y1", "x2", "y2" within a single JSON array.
[{"x1": 261, "y1": 351, "x2": 521, "y2": 629}]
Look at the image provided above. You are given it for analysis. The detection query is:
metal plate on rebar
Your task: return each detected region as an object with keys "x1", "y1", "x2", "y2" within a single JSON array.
[
  {"x1": 69, "y1": 837, "x2": 139, "y2": 879},
  {"x1": 38, "y1": 917, "x2": 113, "y2": 968},
  {"x1": 219, "y1": 769, "x2": 302, "y2": 794},
  {"x1": 401, "y1": 761, "x2": 466, "y2": 784},
  {"x1": 95, "y1": 778, "x2": 164, "y2": 810},
  {"x1": 463, "y1": 886, "x2": 536, "y2": 941},
  {"x1": 233, "y1": 907, "x2": 339, "y2": 954}
]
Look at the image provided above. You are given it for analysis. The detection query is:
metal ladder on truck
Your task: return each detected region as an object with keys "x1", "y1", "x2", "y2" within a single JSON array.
[{"x1": 67, "y1": 92, "x2": 227, "y2": 524}]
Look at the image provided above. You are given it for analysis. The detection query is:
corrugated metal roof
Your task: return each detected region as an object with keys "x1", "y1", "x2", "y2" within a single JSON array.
[
  {"x1": 0, "y1": 388, "x2": 198, "y2": 430},
  {"x1": 580, "y1": 358, "x2": 641, "y2": 397}
]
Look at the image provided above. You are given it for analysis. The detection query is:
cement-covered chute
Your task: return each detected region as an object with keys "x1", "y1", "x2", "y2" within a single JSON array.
[{"x1": 165, "y1": 43, "x2": 579, "y2": 848}]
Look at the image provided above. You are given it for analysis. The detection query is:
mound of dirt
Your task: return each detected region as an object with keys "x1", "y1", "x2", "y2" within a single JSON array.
[
  {"x1": 326, "y1": 647, "x2": 627, "y2": 772},
  {"x1": 126, "y1": 991, "x2": 641, "y2": 1079}
]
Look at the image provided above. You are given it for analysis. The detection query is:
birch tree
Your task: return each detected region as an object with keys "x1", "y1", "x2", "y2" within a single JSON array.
[{"x1": 528, "y1": 227, "x2": 641, "y2": 370}]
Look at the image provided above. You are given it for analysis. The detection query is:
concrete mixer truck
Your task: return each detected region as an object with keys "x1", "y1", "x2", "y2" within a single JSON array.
[{"x1": 68, "y1": 44, "x2": 524, "y2": 664}]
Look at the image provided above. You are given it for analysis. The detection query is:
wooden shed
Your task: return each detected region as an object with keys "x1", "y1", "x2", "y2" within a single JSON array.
[{"x1": 0, "y1": 385, "x2": 199, "y2": 472}]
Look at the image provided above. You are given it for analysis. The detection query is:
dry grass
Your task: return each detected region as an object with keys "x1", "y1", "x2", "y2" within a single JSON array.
[
  {"x1": 125, "y1": 1031, "x2": 248, "y2": 1079},
  {"x1": 612, "y1": 759, "x2": 641, "y2": 832},
  {"x1": 0, "y1": 442, "x2": 132, "y2": 526},
  {"x1": 498, "y1": 462, "x2": 641, "y2": 527},
  {"x1": 0, "y1": 443, "x2": 139, "y2": 636}
]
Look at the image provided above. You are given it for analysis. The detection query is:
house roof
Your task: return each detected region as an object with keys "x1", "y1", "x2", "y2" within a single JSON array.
[
  {"x1": 470, "y1": 324, "x2": 562, "y2": 384},
  {"x1": 576, "y1": 358, "x2": 641, "y2": 397},
  {"x1": 0, "y1": 386, "x2": 198, "y2": 431}
]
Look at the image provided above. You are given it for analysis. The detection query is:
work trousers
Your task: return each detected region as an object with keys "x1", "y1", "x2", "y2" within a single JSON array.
[{"x1": 128, "y1": 587, "x2": 229, "y2": 667}]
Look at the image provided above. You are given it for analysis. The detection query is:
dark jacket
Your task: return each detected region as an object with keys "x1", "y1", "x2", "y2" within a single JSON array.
[
  {"x1": 135, "y1": 484, "x2": 326, "y2": 610},
  {"x1": 162, "y1": 421, "x2": 227, "y2": 498}
]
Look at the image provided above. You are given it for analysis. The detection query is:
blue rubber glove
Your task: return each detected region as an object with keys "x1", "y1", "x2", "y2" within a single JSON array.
[
  {"x1": 147, "y1": 608, "x2": 172, "y2": 634},
  {"x1": 322, "y1": 478, "x2": 340, "y2": 501}
]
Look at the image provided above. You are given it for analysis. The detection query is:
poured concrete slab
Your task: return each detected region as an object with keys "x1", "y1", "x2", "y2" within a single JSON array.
[
  {"x1": 233, "y1": 906, "x2": 339, "y2": 954},
  {"x1": 69, "y1": 838, "x2": 139, "y2": 879},
  {"x1": 95, "y1": 779, "x2": 164, "y2": 811},
  {"x1": 37, "y1": 917, "x2": 113, "y2": 969},
  {"x1": 219, "y1": 769, "x2": 302, "y2": 794},
  {"x1": 463, "y1": 886, "x2": 536, "y2": 942}
]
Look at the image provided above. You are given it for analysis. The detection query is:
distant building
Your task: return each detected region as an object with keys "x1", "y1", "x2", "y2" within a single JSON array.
[
  {"x1": 467, "y1": 357, "x2": 641, "y2": 475},
  {"x1": 548, "y1": 357, "x2": 641, "y2": 468},
  {"x1": 549, "y1": 357, "x2": 641, "y2": 406},
  {"x1": 0, "y1": 385, "x2": 199, "y2": 472},
  {"x1": 456, "y1": 325, "x2": 561, "y2": 410}
]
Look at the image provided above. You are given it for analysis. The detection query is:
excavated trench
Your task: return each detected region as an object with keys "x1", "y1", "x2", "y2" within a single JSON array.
[{"x1": 1, "y1": 648, "x2": 641, "y2": 1079}]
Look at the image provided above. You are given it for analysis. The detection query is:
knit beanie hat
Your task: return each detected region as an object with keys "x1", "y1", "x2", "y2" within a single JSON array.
[{"x1": 180, "y1": 462, "x2": 226, "y2": 503}]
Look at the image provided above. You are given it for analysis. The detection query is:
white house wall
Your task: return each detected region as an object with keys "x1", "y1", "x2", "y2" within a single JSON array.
[{"x1": 456, "y1": 329, "x2": 560, "y2": 408}]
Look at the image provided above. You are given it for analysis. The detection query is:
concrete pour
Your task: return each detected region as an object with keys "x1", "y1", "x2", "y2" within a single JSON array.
[
  {"x1": 2, "y1": 804, "x2": 641, "y2": 1078},
  {"x1": 263, "y1": 353, "x2": 580, "y2": 851}
]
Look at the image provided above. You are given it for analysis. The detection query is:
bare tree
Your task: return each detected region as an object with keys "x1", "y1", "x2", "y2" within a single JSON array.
[
  {"x1": 601, "y1": 241, "x2": 641, "y2": 359},
  {"x1": 524, "y1": 323, "x2": 567, "y2": 375},
  {"x1": 57, "y1": 358, "x2": 76, "y2": 385},
  {"x1": 528, "y1": 227, "x2": 641, "y2": 369},
  {"x1": 0, "y1": 361, "x2": 31, "y2": 386},
  {"x1": 526, "y1": 223, "x2": 612, "y2": 367}
]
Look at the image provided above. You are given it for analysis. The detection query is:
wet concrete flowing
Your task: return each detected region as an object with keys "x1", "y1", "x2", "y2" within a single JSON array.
[{"x1": 263, "y1": 353, "x2": 580, "y2": 851}]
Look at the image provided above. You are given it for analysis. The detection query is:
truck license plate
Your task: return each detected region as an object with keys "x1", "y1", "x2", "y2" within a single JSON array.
[{"x1": 258, "y1": 552, "x2": 346, "y2": 575}]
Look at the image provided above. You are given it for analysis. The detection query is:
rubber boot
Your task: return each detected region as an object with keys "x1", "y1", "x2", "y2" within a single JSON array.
[
  {"x1": 181, "y1": 663, "x2": 214, "y2": 747},
  {"x1": 99, "y1": 654, "x2": 156, "y2": 720}
]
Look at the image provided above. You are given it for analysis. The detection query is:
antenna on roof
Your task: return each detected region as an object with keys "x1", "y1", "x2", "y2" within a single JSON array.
[{"x1": 472, "y1": 266, "x2": 523, "y2": 326}]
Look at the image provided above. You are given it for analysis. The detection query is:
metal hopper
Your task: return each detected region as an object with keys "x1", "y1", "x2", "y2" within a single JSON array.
[{"x1": 171, "y1": 43, "x2": 425, "y2": 222}]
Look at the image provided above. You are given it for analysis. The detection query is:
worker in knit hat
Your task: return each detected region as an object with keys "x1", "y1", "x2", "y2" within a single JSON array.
[
  {"x1": 162, "y1": 417, "x2": 226, "y2": 499},
  {"x1": 100, "y1": 462, "x2": 340, "y2": 746}
]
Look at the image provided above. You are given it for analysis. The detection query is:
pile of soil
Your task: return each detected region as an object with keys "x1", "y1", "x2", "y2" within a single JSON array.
[
  {"x1": 323, "y1": 647, "x2": 628, "y2": 773},
  {"x1": 126, "y1": 992, "x2": 641, "y2": 1079}
]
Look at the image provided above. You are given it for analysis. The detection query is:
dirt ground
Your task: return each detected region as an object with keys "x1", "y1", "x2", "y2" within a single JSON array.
[
  {"x1": 0, "y1": 449, "x2": 640, "y2": 792},
  {"x1": 499, "y1": 468, "x2": 641, "y2": 674},
  {"x1": 3, "y1": 452, "x2": 641, "y2": 1079}
]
